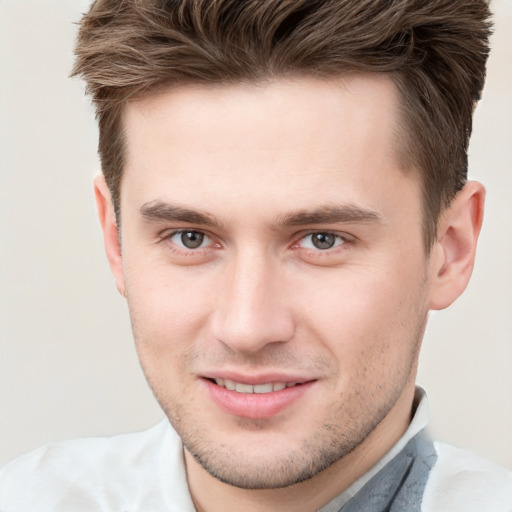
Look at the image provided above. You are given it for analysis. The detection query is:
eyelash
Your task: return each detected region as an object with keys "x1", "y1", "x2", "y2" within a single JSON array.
[
  {"x1": 294, "y1": 231, "x2": 349, "y2": 251},
  {"x1": 160, "y1": 229, "x2": 353, "y2": 255},
  {"x1": 161, "y1": 230, "x2": 217, "y2": 254}
]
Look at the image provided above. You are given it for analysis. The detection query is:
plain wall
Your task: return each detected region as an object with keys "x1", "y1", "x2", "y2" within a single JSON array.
[{"x1": 1, "y1": 0, "x2": 511, "y2": 469}]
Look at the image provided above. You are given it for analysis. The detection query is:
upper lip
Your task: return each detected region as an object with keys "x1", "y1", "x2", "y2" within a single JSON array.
[{"x1": 201, "y1": 371, "x2": 314, "y2": 385}]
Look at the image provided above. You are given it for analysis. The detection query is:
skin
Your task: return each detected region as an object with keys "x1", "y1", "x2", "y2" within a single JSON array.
[{"x1": 95, "y1": 74, "x2": 484, "y2": 512}]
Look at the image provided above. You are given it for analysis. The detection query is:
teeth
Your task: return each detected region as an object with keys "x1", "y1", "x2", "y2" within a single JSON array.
[
  {"x1": 235, "y1": 383, "x2": 254, "y2": 393},
  {"x1": 224, "y1": 379, "x2": 236, "y2": 391},
  {"x1": 214, "y1": 378, "x2": 298, "y2": 394},
  {"x1": 254, "y1": 383, "x2": 273, "y2": 394}
]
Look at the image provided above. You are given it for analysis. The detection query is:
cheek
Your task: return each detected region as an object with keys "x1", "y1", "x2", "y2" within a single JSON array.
[
  {"x1": 296, "y1": 262, "x2": 429, "y2": 365},
  {"x1": 123, "y1": 258, "x2": 217, "y2": 351}
]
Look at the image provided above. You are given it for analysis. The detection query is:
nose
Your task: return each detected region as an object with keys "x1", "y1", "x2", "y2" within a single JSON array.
[{"x1": 211, "y1": 248, "x2": 296, "y2": 354}]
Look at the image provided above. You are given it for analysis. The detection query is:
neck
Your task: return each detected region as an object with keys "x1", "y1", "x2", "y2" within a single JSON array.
[{"x1": 185, "y1": 384, "x2": 417, "y2": 512}]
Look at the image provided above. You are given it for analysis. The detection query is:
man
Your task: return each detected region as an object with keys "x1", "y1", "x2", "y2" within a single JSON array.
[{"x1": 1, "y1": 0, "x2": 511, "y2": 510}]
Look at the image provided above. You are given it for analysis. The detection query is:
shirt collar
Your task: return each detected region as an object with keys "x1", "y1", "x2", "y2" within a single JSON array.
[{"x1": 318, "y1": 386, "x2": 429, "y2": 512}]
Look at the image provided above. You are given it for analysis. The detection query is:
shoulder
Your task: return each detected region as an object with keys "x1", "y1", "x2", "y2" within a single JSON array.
[
  {"x1": 422, "y1": 442, "x2": 512, "y2": 512},
  {"x1": 0, "y1": 420, "x2": 192, "y2": 512}
]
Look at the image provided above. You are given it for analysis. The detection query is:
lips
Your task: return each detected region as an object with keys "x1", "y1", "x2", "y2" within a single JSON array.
[{"x1": 202, "y1": 375, "x2": 315, "y2": 419}]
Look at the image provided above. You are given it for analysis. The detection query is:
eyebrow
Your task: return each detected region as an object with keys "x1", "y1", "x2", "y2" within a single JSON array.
[
  {"x1": 277, "y1": 204, "x2": 382, "y2": 226},
  {"x1": 140, "y1": 201, "x2": 382, "y2": 229},
  {"x1": 140, "y1": 202, "x2": 223, "y2": 228}
]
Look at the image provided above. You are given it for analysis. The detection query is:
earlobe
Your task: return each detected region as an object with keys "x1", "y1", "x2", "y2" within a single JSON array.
[
  {"x1": 428, "y1": 181, "x2": 485, "y2": 311},
  {"x1": 93, "y1": 175, "x2": 126, "y2": 298}
]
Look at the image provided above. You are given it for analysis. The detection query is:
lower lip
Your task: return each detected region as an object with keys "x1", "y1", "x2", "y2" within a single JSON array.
[{"x1": 202, "y1": 379, "x2": 315, "y2": 419}]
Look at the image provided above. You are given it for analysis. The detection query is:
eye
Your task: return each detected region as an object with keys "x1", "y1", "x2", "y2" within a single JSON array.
[
  {"x1": 298, "y1": 232, "x2": 346, "y2": 250},
  {"x1": 169, "y1": 230, "x2": 210, "y2": 249}
]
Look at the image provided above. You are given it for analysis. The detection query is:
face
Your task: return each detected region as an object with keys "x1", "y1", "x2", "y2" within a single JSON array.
[{"x1": 114, "y1": 75, "x2": 434, "y2": 488}]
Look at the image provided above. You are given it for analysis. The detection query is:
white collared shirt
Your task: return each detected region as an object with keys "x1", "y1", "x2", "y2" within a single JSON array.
[{"x1": 1, "y1": 388, "x2": 511, "y2": 511}]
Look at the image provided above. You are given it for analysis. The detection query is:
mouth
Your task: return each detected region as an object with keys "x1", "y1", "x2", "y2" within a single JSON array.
[
  {"x1": 202, "y1": 375, "x2": 315, "y2": 419},
  {"x1": 209, "y1": 378, "x2": 301, "y2": 394}
]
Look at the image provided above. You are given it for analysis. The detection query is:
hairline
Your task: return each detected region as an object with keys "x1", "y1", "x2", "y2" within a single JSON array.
[{"x1": 111, "y1": 71, "x2": 441, "y2": 254}]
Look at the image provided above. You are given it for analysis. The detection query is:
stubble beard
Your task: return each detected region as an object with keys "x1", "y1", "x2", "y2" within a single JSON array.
[
  {"x1": 131, "y1": 301, "x2": 427, "y2": 490},
  {"x1": 182, "y1": 401, "x2": 397, "y2": 489},
  {"x1": 147, "y1": 370, "x2": 413, "y2": 490}
]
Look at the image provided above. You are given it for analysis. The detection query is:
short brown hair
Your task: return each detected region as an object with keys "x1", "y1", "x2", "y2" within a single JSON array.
[{"x1": 72, "y1": 0, "x2": 492, "y2": 248}]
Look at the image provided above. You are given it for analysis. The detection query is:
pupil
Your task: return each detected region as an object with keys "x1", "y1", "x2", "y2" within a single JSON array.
[
  {"x1": 181, "y1": 231, "x2": 204, "y2": 249},
  {"x1": 312, "y1": 233, "x2": 335, "y2": 249}
]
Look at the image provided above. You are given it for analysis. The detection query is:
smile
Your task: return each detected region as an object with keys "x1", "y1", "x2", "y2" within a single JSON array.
[
  {"x1": 213, "y1": 378, "x2": 299, "y2": 394},
  {"x1": 205, "y1": 377, "x2": 315, "y2": 419}
]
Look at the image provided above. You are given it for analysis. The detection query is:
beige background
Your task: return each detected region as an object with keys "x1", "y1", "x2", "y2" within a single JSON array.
[{"x1": 1, "y1": 0, "x2": 511, "y2": 469}]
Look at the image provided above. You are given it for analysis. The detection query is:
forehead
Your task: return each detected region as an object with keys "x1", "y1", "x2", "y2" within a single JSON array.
[
  {"x1": 121, "y1": 75, "x2": 419, "y2": 224},
  {"x1": 124, "y1": 74, "x2": 401, "y2": 160}
]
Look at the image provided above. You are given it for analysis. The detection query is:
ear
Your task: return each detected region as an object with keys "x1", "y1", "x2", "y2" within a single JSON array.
[
  {"x1": 428, "y1": 181, "x2": 485, "y2": 310},
  {"x1": 94, "y1": 174, "x2": 126, "y2": 298}
]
